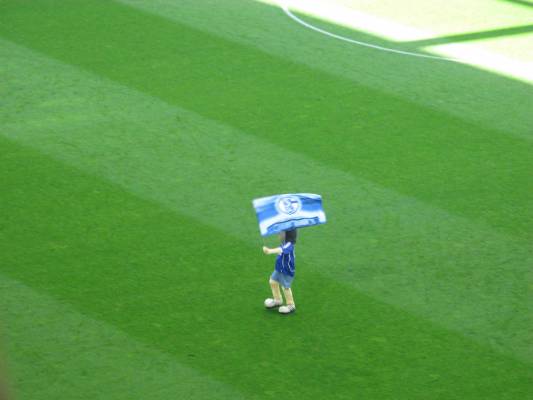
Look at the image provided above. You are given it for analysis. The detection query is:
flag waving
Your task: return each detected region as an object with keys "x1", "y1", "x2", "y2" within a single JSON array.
[{"x1": 252, "y1": 193, "x2": 326, "y2": 236}]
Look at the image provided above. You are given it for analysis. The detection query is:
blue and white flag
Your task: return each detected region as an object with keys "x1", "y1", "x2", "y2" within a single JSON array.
[{"x1": 252, "y1": 193, "x2": 326, "y2": 236}]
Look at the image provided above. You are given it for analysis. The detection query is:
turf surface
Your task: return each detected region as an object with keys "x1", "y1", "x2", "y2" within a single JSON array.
[{"x1": 0, "y1": 0, "x2": 532, "y2": 399}]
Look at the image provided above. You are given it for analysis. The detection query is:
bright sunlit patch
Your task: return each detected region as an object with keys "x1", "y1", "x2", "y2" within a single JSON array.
[
  {"x1": 428, "y1": 42, "x2": 533, "y2": 83},
  {"x1": 259, "y1": 0, "x2": 430, "y2": 41},
  {"x1": 258, "y1": 0, "x2": 533, "y2": 84}
]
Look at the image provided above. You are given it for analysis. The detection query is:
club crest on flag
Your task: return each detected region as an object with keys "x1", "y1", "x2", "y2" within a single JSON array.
[
  {"x1": 253, "y1": 193, "x2": 326, "y2": 236},
  {"x1": 276, "y1": 195, "x2": 302, "y2": 215}
]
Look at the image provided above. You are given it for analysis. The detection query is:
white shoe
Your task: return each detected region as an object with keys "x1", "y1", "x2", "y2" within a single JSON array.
[
  {"x1": 264, "y1": 298, "x2": 283, "y2": 309},
  {"x1": 279, "y1": 304, "x2": 296, "y2": 314}
]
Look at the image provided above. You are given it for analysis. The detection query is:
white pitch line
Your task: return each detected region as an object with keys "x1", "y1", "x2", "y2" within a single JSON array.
[{"x1": 280, "y1": 1, "x2": 461, "y2": 63}]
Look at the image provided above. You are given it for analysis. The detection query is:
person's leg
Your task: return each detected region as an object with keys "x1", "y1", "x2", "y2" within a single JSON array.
[
  {"x1": 264, "y1": 273, "x2": 283, "y2": 308},
  {"x1": 283, "y1": 287, "x2": 294, "y2": 306},
  {"x1": 279, "y1": 286, "x2": 296, "y2": 314},
  {"x1": 270, "y1": 278, "x2": 282, "y2": 302}
]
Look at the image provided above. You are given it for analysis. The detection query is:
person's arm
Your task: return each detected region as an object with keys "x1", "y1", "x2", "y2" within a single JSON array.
[{"x1": 262, "y1": 246, "x2": 282, "y2": 255}]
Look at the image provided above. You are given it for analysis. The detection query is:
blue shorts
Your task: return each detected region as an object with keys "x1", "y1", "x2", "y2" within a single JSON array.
[{"x1": 271, "y1": 270, "x2": 294, "y2": 288}]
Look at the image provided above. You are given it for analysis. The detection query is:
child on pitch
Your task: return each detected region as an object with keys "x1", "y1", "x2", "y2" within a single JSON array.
[{"x1": 263, "y1": 228, "x2": 297, "y2": 314}]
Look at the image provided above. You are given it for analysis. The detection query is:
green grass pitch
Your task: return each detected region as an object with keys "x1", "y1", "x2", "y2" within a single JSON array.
[{"x1": 0, "y1": 0, "x2": 532, "y2": 398}]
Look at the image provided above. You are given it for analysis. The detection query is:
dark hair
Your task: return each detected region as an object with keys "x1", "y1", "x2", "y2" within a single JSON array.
[{"x1": 284, "y1": 229, "x2": 297, "y2": 244}]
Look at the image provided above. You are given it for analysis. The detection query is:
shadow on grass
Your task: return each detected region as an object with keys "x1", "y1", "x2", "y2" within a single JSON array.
[
  {"x1": 500, "y1": 0, "x2": 533, "y2": 9},
  {"x1": 405, "y1": 24, "x2": 533, "y2": 46}
]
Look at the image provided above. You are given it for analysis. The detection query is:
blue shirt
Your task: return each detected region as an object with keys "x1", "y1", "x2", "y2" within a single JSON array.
[{"x1": 275, "y1": 241, "x2": 296, "y2": 276}]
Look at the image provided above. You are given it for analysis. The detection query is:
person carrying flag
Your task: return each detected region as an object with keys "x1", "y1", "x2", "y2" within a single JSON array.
[
  {"x1": 263, "y1": 229, "x2": 297, "y2": 314},
  {"x1": 253, "y1": 193, "x2": 326, "y2": 315}
]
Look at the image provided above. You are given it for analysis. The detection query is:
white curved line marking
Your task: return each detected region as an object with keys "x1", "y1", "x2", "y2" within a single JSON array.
[{"x1": 280, "y1": 1, "x2": 461, "y2": 63}]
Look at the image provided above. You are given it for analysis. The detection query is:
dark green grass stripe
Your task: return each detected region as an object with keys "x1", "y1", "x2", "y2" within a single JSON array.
[
  {"x1": 1, "y1": 0, "x2": 531, "y2": 240},
  {"x1": 1, "y1": 137, "x2": 531, "y2": 399}
]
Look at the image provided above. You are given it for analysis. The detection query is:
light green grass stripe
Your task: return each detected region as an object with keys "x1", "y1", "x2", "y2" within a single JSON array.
[
  {"x1": 1, "y1": 39, "x2": 531, "y2": 363},
  {"x1": 0, "y1": 274, "x2": 245, "y2": 400},
  {"x1": 117, "y1": 0, "x2": 533, "y2": 140}
]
